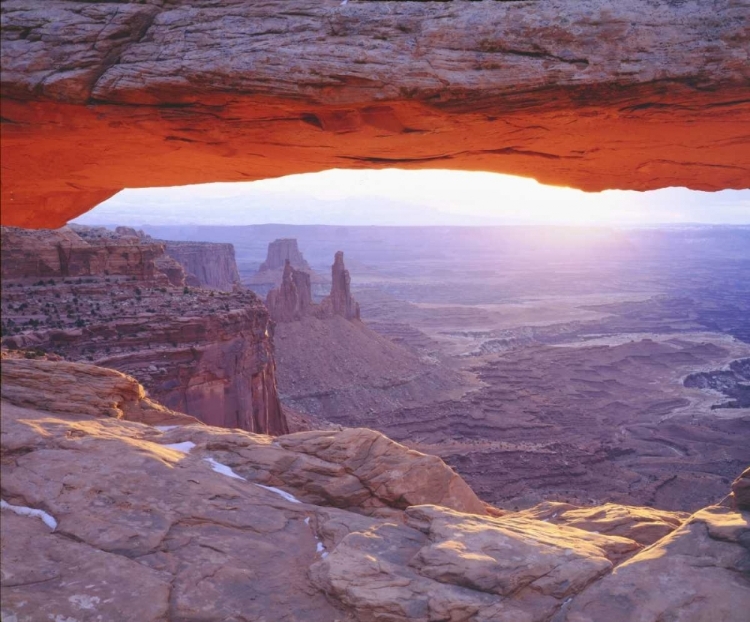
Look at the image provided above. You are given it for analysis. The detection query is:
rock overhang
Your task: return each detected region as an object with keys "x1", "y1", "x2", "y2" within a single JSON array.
[{"x1": 1, "y1": 0, "x2": 748, "y2": 228}]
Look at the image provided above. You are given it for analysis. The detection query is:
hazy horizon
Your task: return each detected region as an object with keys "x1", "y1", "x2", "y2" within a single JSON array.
[{"x1": 74, "y1": 169, "x2": 750, "y2": 228}]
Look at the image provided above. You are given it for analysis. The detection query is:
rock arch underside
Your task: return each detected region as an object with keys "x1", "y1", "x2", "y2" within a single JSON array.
[{"x1": 1, "y1": 0, "x2": 749, "y2": 229}]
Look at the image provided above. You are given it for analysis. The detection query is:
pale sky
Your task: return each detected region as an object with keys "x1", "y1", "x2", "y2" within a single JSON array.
[{"x1": 75, "y1": 169, "x2": 750, "y2": 227}]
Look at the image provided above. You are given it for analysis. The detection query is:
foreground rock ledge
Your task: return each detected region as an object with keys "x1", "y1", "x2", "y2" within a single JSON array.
[
  {"x1": 1, "y1": 359, "x2": 749, "y2": 621},
  {"x1": 1, "y1": 0, "x2": 749, "y2": 227}
]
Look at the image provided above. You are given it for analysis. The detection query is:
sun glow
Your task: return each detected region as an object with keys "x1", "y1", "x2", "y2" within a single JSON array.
[{"x1": 75, "y1": 169, "x2": 750, "y2": 227}]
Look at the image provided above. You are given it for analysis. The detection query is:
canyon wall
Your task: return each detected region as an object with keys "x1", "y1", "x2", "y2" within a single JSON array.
[
  {"x1": 0, "y1": 226, "x2": 288, "y2": 435},
  {"x1": 1, "y1": 1, "x2": 748, "y2": 228},
  {"x1": 1, "y1": 226, "x2": 170, "y2": 282},
  {"x1": 164, "y1": 241, "x2": 240, "y2": 292}
]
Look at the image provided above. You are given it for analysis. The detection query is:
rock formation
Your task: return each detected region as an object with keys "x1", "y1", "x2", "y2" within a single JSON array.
[
  {"x1": 1, "y1": 1, "x2": 748, "y2": 228},
  {"x1": 1, "y1": 226, "x2": 288, "y2": 435},
  {"x1": 321, "y1": 251, "x2": 360, "y2": 321},
  {"x1": 267, "y1": 250, "x2": 461, "y2": 423},
  {"x1": 1, "y1": 358, "x2": 748, "y2": 621},
  {"x1": 266, "y1": 251, "x2": 360, "y2": 323},
  {"x1": 163, "y1": 240, "x2": 241, "y2": 292},
  {"x1": 260, "y1": 239, "x2": 312, "y2": 273},
  {"x1": 0, "y1": 226, "x2": 172, "y2": 282},
  {"x1": 266, "y1": 260, "x2": 314, "y2": 323},
  {"x1": 249, "y1": 238, "x2": 325, "y2": 297}
]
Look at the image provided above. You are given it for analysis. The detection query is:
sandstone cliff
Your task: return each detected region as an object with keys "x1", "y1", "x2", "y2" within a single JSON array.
[
  {"x1": 1, "y1": 359, "x2": 747, "y2": 622},
  {"x1": 164, "y1": 240, "x2": 241, "y2": 292},
  {"x1": 1, "y1": 226, "x2": 288, "y2": 435},
  {"x1": 0, "y1": 226, "x2": 173, "y2": 282}
]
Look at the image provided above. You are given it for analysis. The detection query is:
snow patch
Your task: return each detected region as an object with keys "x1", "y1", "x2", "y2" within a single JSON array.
[
  {"x1": 204, "y1": 458, "x2": 246, "y2": 480},
  {"x1": 1, "y1": 499, "x2": 57, "y2": 530},
  {"x1": 69, "y1": 594, "x2": 101, "y2": 610},
  {"x1": 256, "y1": 484, "x2": 301, "y2": 504},
  {"x1": 155, "y1": 425, "x2": 179, "y2": 432},
  {"x1": 162, "y1": 441, "x2": 195, "y2": 453}
]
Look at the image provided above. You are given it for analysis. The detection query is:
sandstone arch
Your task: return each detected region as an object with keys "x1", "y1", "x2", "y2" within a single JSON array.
[{"x1": 1, "y1": 0, "x2": 748, "y2": 228}]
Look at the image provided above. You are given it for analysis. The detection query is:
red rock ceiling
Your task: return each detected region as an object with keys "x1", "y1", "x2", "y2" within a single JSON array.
[{"x1": 1, "y1": 0, "x2": 748, "y2": 228}]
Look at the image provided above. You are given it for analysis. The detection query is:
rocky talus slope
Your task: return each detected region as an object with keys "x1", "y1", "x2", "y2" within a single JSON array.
[
  {"x1": 267, "y1": 254, "x2": 462, "y2": 422},
  {"x1": 1, "y1": 359, "x2": 748, "y2": 621},
  {"x1": 0, "y1": 225, "x2": 288, "y2": 435}
]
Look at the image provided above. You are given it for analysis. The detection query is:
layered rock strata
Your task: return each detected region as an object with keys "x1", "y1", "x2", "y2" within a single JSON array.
[
  {"x1": 1, "y1": 226, "x2": 288, "y2": 435},
  {"x1": 1, "y1": 359, "x2": 748, "y2": 622},
  {"x1": 1, "y1": 1, "x2": 748, "y2": 227},
  {"x1": 260, "y1": 239, "x2": 312, "y2": 274},
  {"x1": 0, "y1": 226, "x2": 171, "y2": 282},
  {"x1": 163, "y1": 240, "x2": 241, "y2": 292}
]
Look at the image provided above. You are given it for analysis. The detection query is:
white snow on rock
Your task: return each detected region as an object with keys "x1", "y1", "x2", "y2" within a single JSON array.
[
  {"x1": 1, "y1": 499, "x2": 57, "y2": 530},
  {"x1": 162, "y1": 441, "x2": 196, "y2": 453},
  {"x1": 155, "y1": 425, "x2": 179, "y2": 432},
  {"x1": 256, "y1": 484, "x2": 301, "y2": 504},
  {"x1": 204, "y1": 458, "x2": 246, "y2": 480}
]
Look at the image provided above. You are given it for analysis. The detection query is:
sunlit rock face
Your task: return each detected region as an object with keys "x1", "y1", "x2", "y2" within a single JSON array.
[
  {"x1": 1, "y1": 0, "x2": 748, "y2": 228},
  {"x1": 3, "y1": 358, "x2": 748, "y2": 622}
]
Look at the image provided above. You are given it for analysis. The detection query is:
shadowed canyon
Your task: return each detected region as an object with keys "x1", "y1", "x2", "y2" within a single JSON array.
[{"x1": 1, "y1": 1, "x2": 749, "y2": 621}]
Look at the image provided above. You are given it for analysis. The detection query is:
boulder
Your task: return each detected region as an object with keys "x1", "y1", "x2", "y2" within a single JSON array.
[{"x1": 567, "y1": 506, "x2": 750, "y2": 622}]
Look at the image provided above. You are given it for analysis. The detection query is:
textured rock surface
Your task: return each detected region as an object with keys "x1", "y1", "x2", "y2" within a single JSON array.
[
  {"x1": 266, "y1": 260, "x2": 315, "y2": 323},
  {"x1": 164, "y1": 240, "x2": 240, "y2": 292},
  {"x1": 1, "y1": 225, "x2": 172, "y2": 281},
  {"x1": 1, "y1": 359, "x2": 748, "y2": 622},
  {"x1": 515, "y1": 501, "x2": 689, "y2": 546},
  {"x1": 566, "y1": 506, "x2": 750, "y2": 622},
  {"x1": 2, "y1": 0, "x2": 749, "y2": 227},
  {"x1": 0, "y1": 358, "x2": 199, "y2": 427},
  {"x1": 310, "y1": 504, "x2": 639, "y2": 622},
  {"x1": 1, "y1": 226, "x2": 288, "y2": 435}
]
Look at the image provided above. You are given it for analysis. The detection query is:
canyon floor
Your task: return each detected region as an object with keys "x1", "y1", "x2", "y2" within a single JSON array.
[{"x1": 142, "y1": 224, "x2": 750, "y2": 512}]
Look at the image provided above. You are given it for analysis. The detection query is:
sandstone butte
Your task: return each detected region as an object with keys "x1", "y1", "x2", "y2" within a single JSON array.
[{"x1": 0, "y1": 0, "x2": 748, "y2": 229}]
